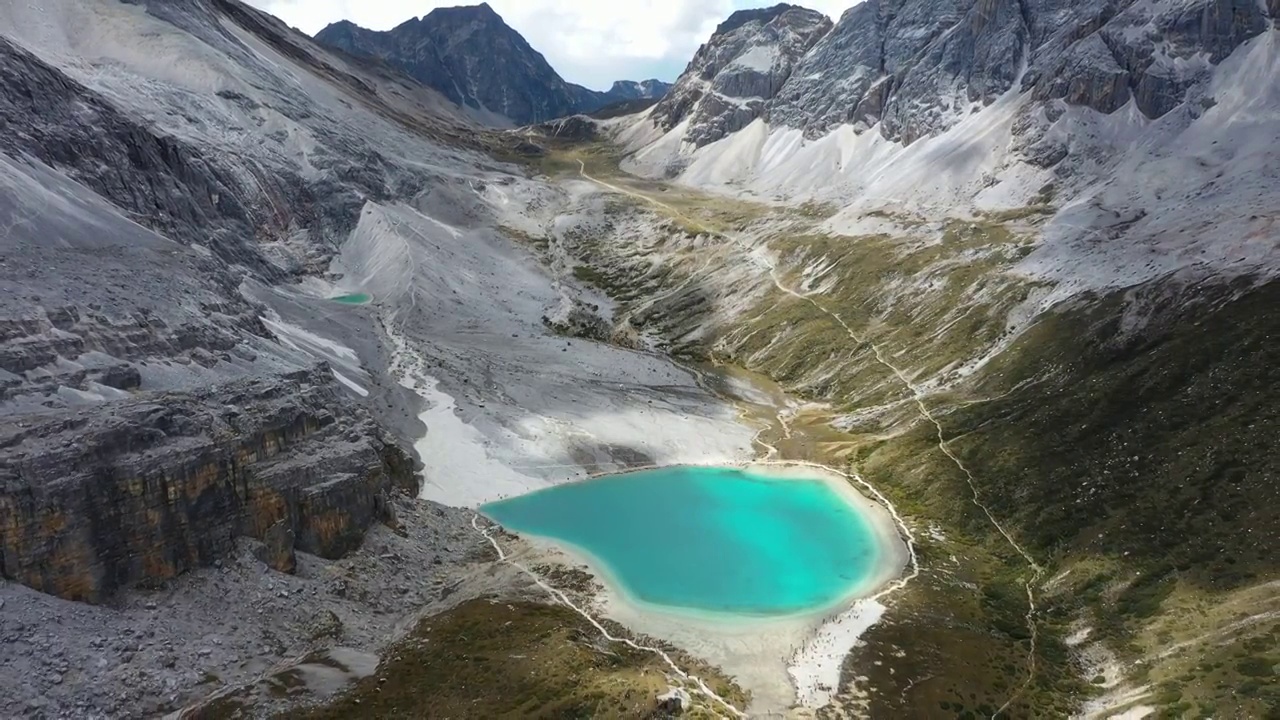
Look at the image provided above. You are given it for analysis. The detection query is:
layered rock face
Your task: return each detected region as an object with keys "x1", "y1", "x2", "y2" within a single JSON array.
[
  {"x1": 315, "y1": 4, "x2": 669, "y2": 124},
  {"x1": 650, "y1": 4, "x2": 832, "y2": 147},
  {"x1": 661, "y1": 0, "x2": 1277, "y2": 145},
  {"x1": 0, "y1": 367, "x2": 414, "y2": 603},
  {"x1": 0, "y1": 0, "x2": 482, "y2": 604},
  {"x1": 1027, "y1": 0, "x2": 1275, "y2": 120}
]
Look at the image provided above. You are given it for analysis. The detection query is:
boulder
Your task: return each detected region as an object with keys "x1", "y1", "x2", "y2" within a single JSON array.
[
  {"x1": 257, "y1": 520, "x2": 297, "y2": 574},
  {"x1": 650, "y1": 5, "x2": 832, "y2": 147},
  {"x1": 656, "y1": 687, "x2": 692, "y2": 715}
]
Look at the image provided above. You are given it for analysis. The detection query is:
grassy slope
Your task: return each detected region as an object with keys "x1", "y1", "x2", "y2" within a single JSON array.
[
  {"x1": 952, "y1": 278, "x2": 1280, "y2": 718},
  {"x1": 540, "y1": 141, "x2": 1277, "y2": 718},
  {"x1": 283, "y1": 599, "x2": 745, "y2": 720},
  {"x1": 540, "y1": 147, "x2": 1075, "y2": 717}
]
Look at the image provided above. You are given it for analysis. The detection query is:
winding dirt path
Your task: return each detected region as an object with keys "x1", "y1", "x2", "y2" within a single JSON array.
[
  {"x1": 470, "y1": 516, "x2": 747, "y2": 719},
  {"x1": 578, "y1": 160, "x2": 1042, "y2": 717}
]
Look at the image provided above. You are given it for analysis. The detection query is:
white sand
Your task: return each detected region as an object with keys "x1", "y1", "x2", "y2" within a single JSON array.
[
  {"x1": 747, "y1": 464, "x2": 913, "y2": 709},
  {"x1": 495, "y1": 462, "x2": 910, "y2": 715}
]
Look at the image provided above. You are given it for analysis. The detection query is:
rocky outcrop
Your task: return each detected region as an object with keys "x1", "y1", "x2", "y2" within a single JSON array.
[
  {"x1": 768, "y1": 1, "x2": 888, "y2": 135},
  {"x1": 257, "y1": 519, "x2": 297, "y2": 574},
  {"x1": 0, "y1": 366, "x2": 417, "y2": 603},
  {"x1": 1030, "y1": 33, "x2": 1131, "y2": 114},
  {"x1": 0, "y1": 0, "x2": 473, "y2": 609},
  {"x1": 656, "y1": 687, "x2": 692, "y2": 715},
  {"x1": 314, "y1": 5, "x2": 668, "y2": 124},
  {"x1": 1089, "y1": 0, "x2": 1272, "y2": 118},
  {"x1": 881, "y1": 0, "x2": 1028, "y2": 144},
  {"x1": 533, "y1": 115, "x2": 600, "y2": 142},
  {"x1": 669, "y1": 0, "x2": 1278, "y2": 146},
  {"x1": 650, "y1": 4, "x2": 832, "y2": 147}
]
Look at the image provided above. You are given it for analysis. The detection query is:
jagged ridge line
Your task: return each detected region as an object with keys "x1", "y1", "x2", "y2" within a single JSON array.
[{"x1": 577, "y1": 161, "x2": 1041, "y2": 717}]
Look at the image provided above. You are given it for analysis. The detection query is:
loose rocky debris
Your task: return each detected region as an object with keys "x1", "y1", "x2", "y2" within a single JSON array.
[{"x1": 0, "y1": 497, "x2": 482, "y2": 719}]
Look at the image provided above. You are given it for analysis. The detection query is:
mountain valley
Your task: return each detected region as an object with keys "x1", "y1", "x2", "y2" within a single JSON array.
[{"x1": 0, "y1": 1, "x2": 1276, "y2": 718}]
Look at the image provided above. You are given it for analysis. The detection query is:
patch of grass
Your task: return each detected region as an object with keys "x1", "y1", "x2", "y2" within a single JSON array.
[
  {"x1": 495, "y1": 137, "x2": 628, "y2": 180},
  {"x1": 979, "y1": 205, "x2": 1055, "y2": 223},
  {"x1": 283, "y1": 599, "x2": 747, "y2": 719},
  {"x1": 500, "y1": 225, "x2": 550, "y2": 252},
  {"x1": 572, "y1": 264, "x2": 608, "y2": 287},
  {"x1": 944, "y1": 279, "x2": 1280, "y2": 715},
  {"x1": 535, "y1": 142, "x2": 1279, "y2": 718},
  {"x1": 791, "y1": 200, "x2": 841, "y2": 220},
  {"x1": 957, "y1": 280, "x2": 1279, "y2": 596},
  {"x1": 729, "y1": 227, "x2": 1042, "y2": 407}
]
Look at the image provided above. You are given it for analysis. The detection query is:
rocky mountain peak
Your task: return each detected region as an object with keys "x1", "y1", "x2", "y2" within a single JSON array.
[
  {"x1": 314, "y1": 5, "x2": 671, "y2": 125},
  {"x1": 714, "y1": 3, "x2": 808, "y2": 36},
  {"x1": 317, "y1": 18, "x2": 357, "y2": 34},
  {"x1": 649, "y1": 3, "x2": 832, "y2": 147},
  {"x1": 606, "y1": 78, "x2": 673, "y2": 100},
  {"x1": 313, "y1": 3, "x2": 572, "y2": 124},
  {"x1": 420, "y1": 1, "x2": 504, "y2": 28},
  {"x1": 642, "y1": 0, "x2": 1278, "y2": 151}
]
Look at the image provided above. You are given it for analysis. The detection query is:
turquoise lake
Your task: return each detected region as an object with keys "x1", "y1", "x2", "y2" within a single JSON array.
[
  {"x1": 481, "y1": 466, "x2": 884, "y2": 616},
  {"x1": 331, "y1": 293, "x2": 371, "y2": 305}
]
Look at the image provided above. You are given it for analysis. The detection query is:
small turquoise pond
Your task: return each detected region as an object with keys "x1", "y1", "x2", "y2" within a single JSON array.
[
  {"x1": 331, "y1": 293, "x2": 371, "y2": 305},
  {"x1": 481, "y1": 466, "x2": 884, "y2": 616}
]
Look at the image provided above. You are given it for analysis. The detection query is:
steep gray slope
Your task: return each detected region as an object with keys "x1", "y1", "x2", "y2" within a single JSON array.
[
  {"x1": 0, "y1": 2, "x2": 491, "y2": 711},
  {"x1": 648, "y1": 3, "x2": 833, "y2": 146},
  {"x1": 0, "y1": 0, "x2": 483, "y2": 607},
  {"x1": 314, "y1": 4, "x2": 669, "y2": 124},
  {"x1": 0, "y1": 1, "x2": 756, "y2": 714}
]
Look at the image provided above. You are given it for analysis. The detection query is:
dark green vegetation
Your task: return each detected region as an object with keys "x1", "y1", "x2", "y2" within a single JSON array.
[
  {"x1": 830, "y1": 420, "x2": 1085, "y2": 718},
  {"x1": 828, "y1": 277, "x2": 1277, "y2": 718},
  {"x1": 958, "y1": 279, "x2": 1277, "y2": 597},
  {"x1": 945, "y1": 278, "x2": 1280, "y2": 718},
  {"x1": 285, "y1": 599, "x2": 746, "y2": 720}
]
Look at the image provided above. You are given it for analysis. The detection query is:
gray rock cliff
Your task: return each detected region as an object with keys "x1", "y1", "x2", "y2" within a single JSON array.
[
  {"x1": 650, "y1": 4, "x2": 833, "y2": 147},
  {"x1": 1, "y1": 366, "x2": 412, "y2": 603},
  {"x1": 0, "y1": 0, "x2": 469, "y2": 603},
  {"x1": 661, "y1": 0, "x2": 1276, "y2": 145}
]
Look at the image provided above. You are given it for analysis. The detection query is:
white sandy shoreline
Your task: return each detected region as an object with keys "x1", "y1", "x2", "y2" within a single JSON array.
[{"x1": 483, "y1": 461, "x2": 911, "y2": 715}]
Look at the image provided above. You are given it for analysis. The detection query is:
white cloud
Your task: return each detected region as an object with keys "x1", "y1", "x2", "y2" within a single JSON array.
[{"x1": 245, "y1": 1, "x2": 861, "y2": 90}]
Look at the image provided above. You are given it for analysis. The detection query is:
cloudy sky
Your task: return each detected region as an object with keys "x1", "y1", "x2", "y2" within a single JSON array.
[{"x1": 246, "y1": 1, "x2": 861, "y2": 90}]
